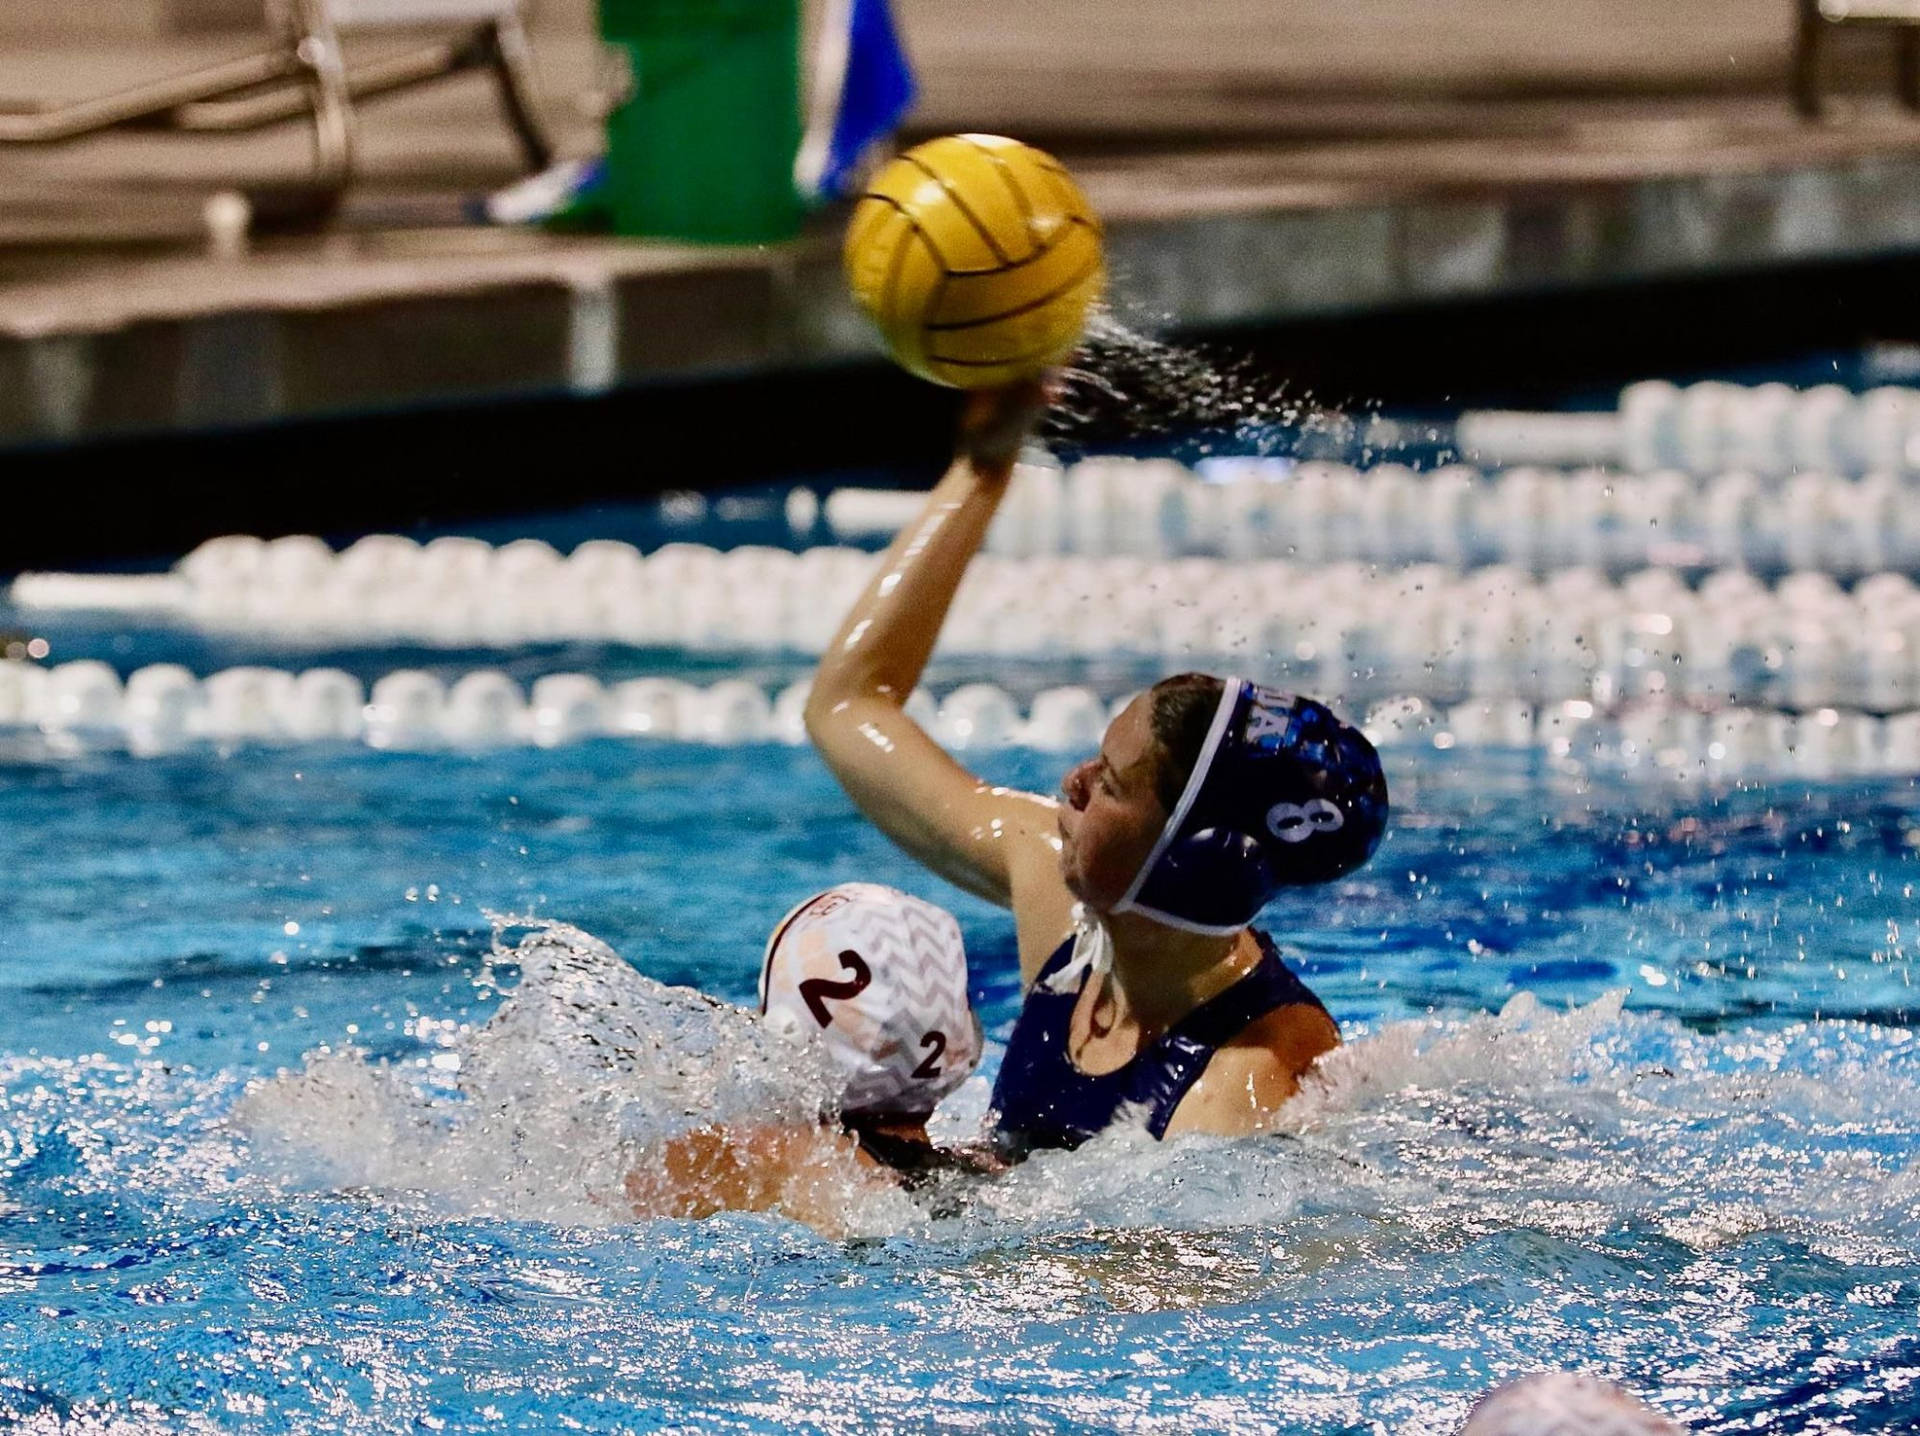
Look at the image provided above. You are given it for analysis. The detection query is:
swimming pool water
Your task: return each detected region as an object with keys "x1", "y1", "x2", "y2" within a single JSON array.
[{"x1": 2, "y1": 720, "x2": 1917, "y2": 1434}]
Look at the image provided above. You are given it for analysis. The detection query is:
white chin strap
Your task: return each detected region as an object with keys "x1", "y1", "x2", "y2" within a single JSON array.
[
  {"x1": 1109, "y1": 677, "x2": 1247, "y2": 937},
  {"x1": 1040, "y1": 904, "x2": 1115, "y2": 994}
]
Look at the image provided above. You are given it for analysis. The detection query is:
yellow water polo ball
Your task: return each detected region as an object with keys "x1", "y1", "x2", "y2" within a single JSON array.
[{"x1": 844, "y1": 134, "x2": 1105, "y2": 389}]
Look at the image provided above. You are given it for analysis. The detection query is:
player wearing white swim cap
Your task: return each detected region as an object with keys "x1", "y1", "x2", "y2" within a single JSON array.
[
  {"x1": 760, "y1": 882, "x2": 981, "y2": 1119},
  {"x1": 626, "y1": 883, "x2": 994, "y2": 1231},
  {"x1": 760, "y1": 881, "x2": 993, "y2": 1182}
]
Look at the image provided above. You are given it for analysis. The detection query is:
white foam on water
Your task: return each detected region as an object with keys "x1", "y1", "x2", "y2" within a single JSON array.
[
  {"x1": 1269, "y1": 992, "x2": 1920, "y2": 1258},
  {"x1": 236, "y1": 921, "x2": 918, "y2": 1235},
  {"x1": 0, "y1": 1051, "x2": 248, "y2": 1208},
  {"x1": 6, "y1": 1398, "x2": 233, "y2": 1436},
  {"x1": 915, "y1": 988, "x2": 1920, "y2": 1258},
  {"x1": 229, "y1": 922, "x2": 1920, "y2": 1259}
]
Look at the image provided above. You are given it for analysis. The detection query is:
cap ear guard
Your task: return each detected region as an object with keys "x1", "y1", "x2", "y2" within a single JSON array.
[
  {"x1": 759, "y1": 890, "x2": 827, "y2": 1016},
  {"x1": 1114, "y1": 678, "x2": 1389, "y2": 934},
  {"x1": 1120, "y1": 826, "x2": 1276, "y2": 935}
]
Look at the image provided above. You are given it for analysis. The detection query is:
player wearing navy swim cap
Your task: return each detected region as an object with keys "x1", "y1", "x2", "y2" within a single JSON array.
[{"x1": 806, "y1": 381, "x2": 1389, "y2": 1151}]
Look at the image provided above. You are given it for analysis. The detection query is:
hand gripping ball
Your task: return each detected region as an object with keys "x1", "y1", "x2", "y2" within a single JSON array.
[{"x1": 844, "y1": 134, "x2": 1105, "y2": 389}]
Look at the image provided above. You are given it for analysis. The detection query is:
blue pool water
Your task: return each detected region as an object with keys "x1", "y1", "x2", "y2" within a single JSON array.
[{"x1": 3, "y1": 704, "x2": 1919, "y2": 1432}]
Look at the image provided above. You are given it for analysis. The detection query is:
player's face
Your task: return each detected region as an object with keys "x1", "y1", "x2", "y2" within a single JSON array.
[{"x1": 1056, "y1": 696, "x2": 1169, "y2": 912}]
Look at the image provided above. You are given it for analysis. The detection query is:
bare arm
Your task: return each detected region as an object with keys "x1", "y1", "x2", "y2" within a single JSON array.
[
  {"x1": 804, "y1": 384, "x2": 1063, "y2": 911},
  {"x1": 624, "y1": 1123, "x2": 895, "y2": 1239}
]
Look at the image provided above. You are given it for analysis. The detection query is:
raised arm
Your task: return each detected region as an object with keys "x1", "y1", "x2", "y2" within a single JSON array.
[{"x1": 804, "y1": 384, "x2": 1062, "y2": 909}]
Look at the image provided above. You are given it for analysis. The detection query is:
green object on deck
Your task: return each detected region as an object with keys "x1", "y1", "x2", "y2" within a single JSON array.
[{"x1": 599, "y1": 0, "x2": 805, "y2": 244}]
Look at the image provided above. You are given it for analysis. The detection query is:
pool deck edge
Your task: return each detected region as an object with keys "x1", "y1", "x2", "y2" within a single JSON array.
[{"x1": 7, "y1": 144, "x2": 1920, "y2": 447}]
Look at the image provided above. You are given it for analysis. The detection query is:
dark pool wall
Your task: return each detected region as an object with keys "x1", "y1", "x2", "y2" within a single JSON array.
[{"x1": 11, "y1": 250, "x2": 1920, "y2": 575}]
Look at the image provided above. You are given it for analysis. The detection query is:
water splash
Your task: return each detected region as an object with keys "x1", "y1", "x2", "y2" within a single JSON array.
[
  {"x1": 1276, "y1": 991, "x2": 1920, "y2": 1256},
  {"x1": 10, "y1": 996, "x2": 1914, "y2": 1433},
  {"x1": 925, "y1": 990, "x2": 1920, "y2": 1253},
  {"x1": 234, "y1": 920, "x2": 914, "y2": 1231},
  {"x1": 1047, "y1": 308, "x2": 1368, "y2": 459},
  {"x1": 229, "y1": 923, "x2": 1920, "y2": 1258}
]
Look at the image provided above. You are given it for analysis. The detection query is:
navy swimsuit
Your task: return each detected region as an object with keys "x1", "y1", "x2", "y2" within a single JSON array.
[{"x1": 988, "y1": 929, "x2": 1329, "y2": 1158}]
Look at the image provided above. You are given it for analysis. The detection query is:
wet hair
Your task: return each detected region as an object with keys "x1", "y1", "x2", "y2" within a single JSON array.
[{"x1": 1146, "y1": 673, "x2": 1225, "y2": 812}]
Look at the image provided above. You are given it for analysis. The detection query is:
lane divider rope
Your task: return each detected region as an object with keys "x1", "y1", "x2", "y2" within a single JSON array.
[
  {"x1": 1458, "y1": 378, "x2": 1920, "y2": 477},
  {"x1": 2, "y1": 659, "x2": 1916, "y2": 779},
  {"x1": 15, "y1": 535, "x2": 1920, "y2": 712}
]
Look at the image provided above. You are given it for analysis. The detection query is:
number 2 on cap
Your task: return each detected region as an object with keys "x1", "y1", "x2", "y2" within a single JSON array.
[
  {"x1": 912, "y1": 1031, "x2": 946, "y2": 1079},
  {"x1": 799, "y1": 949, "x2": 873, "y2": 1026}
]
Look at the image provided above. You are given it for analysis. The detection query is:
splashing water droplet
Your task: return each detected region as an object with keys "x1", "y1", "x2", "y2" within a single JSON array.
[{"x1": 1046, "y1": 308, "x2": 1363, "y2": 459}]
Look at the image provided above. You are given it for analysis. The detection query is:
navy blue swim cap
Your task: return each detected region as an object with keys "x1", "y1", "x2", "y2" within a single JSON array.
[{"x1": 1113, "y1": 679, "x2": 1389, "y2": 934}]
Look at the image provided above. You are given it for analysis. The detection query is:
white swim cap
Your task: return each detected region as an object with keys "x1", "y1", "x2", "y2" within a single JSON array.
[
  {"x1": 1461, "y1": 1373, "x2": 1685, "y2": 1436},
  {"x1": 759, "y1": 882, "x2": 982, "y2": 1119}
]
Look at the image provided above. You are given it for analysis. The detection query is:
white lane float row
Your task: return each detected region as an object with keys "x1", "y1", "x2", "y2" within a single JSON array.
[
  {"x1": 969, "y1": 455, "x2": 1920, "y2": 571},
  {"x1": 4, "y1": 658, "x2": 1919, "y2": 780},
  {"x1": 0, "y1": 661, "x2": 1115, "y2": 756},
  {"x1": 1458, "y1": 379, "x2": 1920, "y2": 478},
  {"x1": 15, "y1": 463, "x2": 1920, "y2": 650},
  {"x1": 1368, "y1": 694, "x2": 1920, "y2": 781},
  {"x1": 21, "y1": 534, "x2": 1920, "y2": 711}
]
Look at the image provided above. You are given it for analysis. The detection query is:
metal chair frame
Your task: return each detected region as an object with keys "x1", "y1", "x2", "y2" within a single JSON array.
[
  {"x1": 1796, "y1": 0, "x2": 1920, "y2": 117},
  {"x1": 0, "y1": 0, "x2": 551, "y2": 188}
]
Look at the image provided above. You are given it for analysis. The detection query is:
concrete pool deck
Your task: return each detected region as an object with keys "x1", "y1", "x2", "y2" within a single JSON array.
[{"x1": 7, "y1": 0, "x2": 1920, "y2": 448}]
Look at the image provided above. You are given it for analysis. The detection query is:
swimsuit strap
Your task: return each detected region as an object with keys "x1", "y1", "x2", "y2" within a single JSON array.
[
  {"x1": 1028, "y1": 928, "x2": 1083, "y2": 989},
  {"x1": 1164, "y1": 932, "x2": 1324, "y2": 1049},
  {"x1": 1140, "y1": 933, "x2": 1325, "y2": 1137},
  {"x1": 990, "y1": 927, "x2": 1329, "y2": 1151}
]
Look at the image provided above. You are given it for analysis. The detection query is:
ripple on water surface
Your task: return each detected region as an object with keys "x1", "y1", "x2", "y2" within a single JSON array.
[{"x1": 1, "y1": 746, "x2": 1918, "y2": 1433}]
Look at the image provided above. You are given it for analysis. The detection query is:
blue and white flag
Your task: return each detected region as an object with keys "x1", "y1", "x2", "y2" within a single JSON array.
[{"x1": 794, "y1": 0, "x2": 916, "y2": 202}]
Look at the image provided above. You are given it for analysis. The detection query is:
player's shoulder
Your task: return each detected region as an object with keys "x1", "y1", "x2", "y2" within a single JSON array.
[
  {"x1": 1229, "y1": 999, "x2": 1341, "y2": 1078},
  {"x1": 999, "y1": 791, "x2": 1066, "y2": 900},
  {"x1": 1003, "y1": 803, "x2": 1078, "y2": 987},
  {"x1": 1165, "y1": 1042, "x2": 1291, "y2": 1137},
  {"x1": 1169, "y1": 1003, "x2": 1339, "y2": 1137}
]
